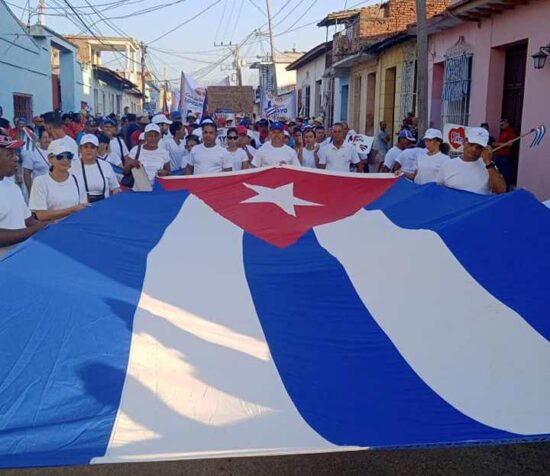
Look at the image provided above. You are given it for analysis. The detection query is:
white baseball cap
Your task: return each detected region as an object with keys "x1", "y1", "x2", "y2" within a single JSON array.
[
  {"x1": 144, "y1": 123, "x2": 161, "y2": 134},
  {"x1": 151, "y1": 114, "x2": 172, "y2": 125},
  {"x1": 47, "y1": 139, "x2": 74, "y2": 158},
  {"x1": 466, "y1": 127, "x2": 489, "y2": 147},
  {"x1": 423, "y1": 128, "x2": 443, "y2": 140},
  {"x1": 80, "y1": 134, "x2": 99, "y2": 147},
  {"x1": 138, "y1": 132, "x2": 145, "y2": 141}
]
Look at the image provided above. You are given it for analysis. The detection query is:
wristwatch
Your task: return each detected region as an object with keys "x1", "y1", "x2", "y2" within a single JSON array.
[{"x1": 486, "y1": 161, "x2": 497, "y2": 170}]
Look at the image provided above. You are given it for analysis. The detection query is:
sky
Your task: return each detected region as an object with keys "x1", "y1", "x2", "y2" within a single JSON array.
[{"x1": 6, "y1": 0, "x2": 381, "y2": 86}]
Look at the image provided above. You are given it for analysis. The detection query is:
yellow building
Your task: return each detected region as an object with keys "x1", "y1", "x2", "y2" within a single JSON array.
[{"x1": 348, "y1": 33, "x2": 418, "y2": 142}]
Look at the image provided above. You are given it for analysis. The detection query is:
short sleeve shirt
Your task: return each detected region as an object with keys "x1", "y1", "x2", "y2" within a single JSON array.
[
  {"x1": 0, "y1": 179, "x2": 31, "y2": 229},
  {"x1": 251, "y1": 143, "x2": 300, "y2": 168},
  {"x1": 29, "y1": 174, "x2": 87, "y2": 211},
  {"x1": 188, "y1": 144, "x2": 233, "y2": 174},
  {"x1": 318, "y1": 142, "x2": 360, "y2": 172}
]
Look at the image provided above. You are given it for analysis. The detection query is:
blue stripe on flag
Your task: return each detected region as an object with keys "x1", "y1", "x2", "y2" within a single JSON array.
[
  {"x1": 0, "y1": 191, "x2": 189, "y2": 468},
  {"x1": 368, "y1": 179, "x2": 550, "y2": 339},
  {"x1": 243, "y1": 229, "x2": 516, "y2": 447}
]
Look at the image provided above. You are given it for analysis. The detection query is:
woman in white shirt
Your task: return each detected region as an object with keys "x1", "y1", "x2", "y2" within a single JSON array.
[
  {"x1": 71, "y1": 134, "x2": 120, "y2": 202},
  {"x1": 400, "y1": 129, "x2": 450, "y2": 184},
  {"x1": 22, "y1": 128, "x2": 51, "y2": 193},
  {"x1": 297, "y1": 128, "x2": 320, "y2": 168},
  {"x1": 128, "y1": 124, "x2": 170, "y2": 184},
  {"x1": 29, "y1": 143, "x2": 88, "y2": 221},
  {"x1": 224, "y1": 127, "x2": 250, "y2": 171}
]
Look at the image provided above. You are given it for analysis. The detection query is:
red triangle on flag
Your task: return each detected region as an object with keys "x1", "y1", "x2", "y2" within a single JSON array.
[{"x1": 159, "y1": 167, "x2": 397, "y2": 248}]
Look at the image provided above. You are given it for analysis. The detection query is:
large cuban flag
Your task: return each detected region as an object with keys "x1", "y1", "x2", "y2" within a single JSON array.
[{"x1": 0, "y1": 167, "x2": 548, "y2": 468}]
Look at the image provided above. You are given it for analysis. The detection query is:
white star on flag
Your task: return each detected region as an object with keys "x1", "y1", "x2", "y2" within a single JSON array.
[{"x1": 240, "y1": 182, "x2": 323, "y2": 217}]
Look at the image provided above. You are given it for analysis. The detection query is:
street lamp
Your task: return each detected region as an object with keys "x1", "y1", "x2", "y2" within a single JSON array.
[{"x1": 532, "y1": 45, "x2": 550, "y2": 70}]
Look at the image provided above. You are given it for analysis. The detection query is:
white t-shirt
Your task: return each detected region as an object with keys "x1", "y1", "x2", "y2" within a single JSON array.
[
  {"x1": 243, "y1": 144, "x2": 257, "y2": 158},
  {"x1": 318, "y1": 142, "x2": 360, "y2": 172},
  {"x1": 188, "y1": 144, "x2": 232, "y2": 175},
  {"x1": 29, "y1": 173, "x2": 87, "y2": 211},
  {"x1": 0, "y1": 178, "x2": 31, "y2": 229},
  {"x1": 383, "y1": 146, "x2": 403, "y2": 170},
  {"x1": 395, "y1": 148, "x2": 423, "y2": 174},
  {"x1": 70, "y1": 159, "x2": 120, "y2": 198},
  {"x1": 106, "y1": 136, "x2": 129, "y2": 167},
  {"x1": 436, "y1": 157, "x2": 491, "y2": 195},
  {"x1": 161, "y1": 136, "x2": 188, "y2": 171},
  {"x1": 22, "y1": 148, "x2": 50, "y2": 179},
  {"x1": 301, "y1": 147, "x2": 317, "y2": 168},
  {"x1": 414, "y1": 151, "x2": 450, "y2": 185},
  {"x1": 224, "y1": 148, "x2": 249, "y2": 171},
  {"x1": 129, "y1": 145, "x2": 171, "y2": 184},
  {"x1": 252, "y1": 143, "x2": 300, "y2": 168},
  {"x1": 49, "y1": 136, "x2": 79, "y2": 159}
]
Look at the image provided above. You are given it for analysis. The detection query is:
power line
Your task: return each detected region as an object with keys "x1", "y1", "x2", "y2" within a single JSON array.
[
  {"x1": 246, "y1": 0, "x2": 265, "y2": 17},
  {"x1": 276, "y1": 0, "x2": 319, "y2": 34},
  {"x1": 148, "y1": 0, "x2": 223, "y2": 44}
]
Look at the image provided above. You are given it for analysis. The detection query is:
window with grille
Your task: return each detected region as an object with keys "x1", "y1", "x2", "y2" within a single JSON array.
[
  {"x1": 13, "y1": 94, "x2": 32, "y2": 121},
  {"x1": 304, "y1": 86, "x2": 311, "y2": 117},
  {"x1": 442, "y1": 53, "x2": 472, "y2": 125},
  {"x1": 400, "y1": 59, "x2": 417, "y2": 120}
]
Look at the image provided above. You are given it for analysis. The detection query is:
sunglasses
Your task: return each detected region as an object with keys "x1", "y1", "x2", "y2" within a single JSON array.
[
  {"x1": 227, "y1": 136, "x2": 238, "y2": 140},
  {"x1": 54, "y1": 153, "x2": 74, "y2": 161}
]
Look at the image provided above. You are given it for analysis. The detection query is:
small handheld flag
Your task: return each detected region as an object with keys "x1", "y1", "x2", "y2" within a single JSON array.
[{"x1": 529, "y1": 125, "x2": 546, "y2": 147}]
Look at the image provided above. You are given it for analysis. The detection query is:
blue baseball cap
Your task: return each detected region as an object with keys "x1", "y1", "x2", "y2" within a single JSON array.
[
  {"x1": 102, "y1": 118, "x2": 117, "y2": 127},
  {"x1": 398, "y1": 129, "x2": 416, "y2": 142},
  {"x1": 171, "y1": 111, "x2": 182, "y2": 121},
  {"x1": 271, "y1": 122, "x2": 285, "y2": 131}
]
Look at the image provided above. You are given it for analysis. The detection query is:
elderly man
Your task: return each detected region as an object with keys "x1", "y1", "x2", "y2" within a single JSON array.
[
  {"x1": 436, "y1": 127, "x2": 506, "y2": 195},
  {"x1": 0, "y1": 134, "x2": 47, "y2": 251},
  {"x1": 318, "y1": 122, "x2": 363, "y2": 173}
]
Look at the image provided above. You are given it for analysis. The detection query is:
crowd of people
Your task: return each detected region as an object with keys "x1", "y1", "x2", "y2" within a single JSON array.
[{"x1": 0, "y1": 108, "x2": 511, "y2": 251}]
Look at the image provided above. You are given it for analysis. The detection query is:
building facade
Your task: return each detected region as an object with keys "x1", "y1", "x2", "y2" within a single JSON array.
[
  {"x1": 0, "y1": 1, "x2": 84, "y2": 120},
  {"x1": 425, "y1": 0, "x2": 550, "y2": 199}
]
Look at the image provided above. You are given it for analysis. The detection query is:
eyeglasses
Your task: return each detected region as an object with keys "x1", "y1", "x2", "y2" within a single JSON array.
[
  {"x1": 227, "y1": 136, "x2": 238, "y2": 140},
  {"x1": 54, "y1": 153, "x2": 74, "y2": 161}
]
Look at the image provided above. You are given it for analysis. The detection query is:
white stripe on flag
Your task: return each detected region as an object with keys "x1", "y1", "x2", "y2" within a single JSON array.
[
  {"x1": 93, "y1": 195, "x2": 334, "y2": 463},
  {"x1": 314, "y1": 209, "x2": 550, "y2": 435}
]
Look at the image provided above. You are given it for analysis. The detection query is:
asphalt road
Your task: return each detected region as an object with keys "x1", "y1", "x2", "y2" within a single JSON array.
[{"x1": 1, "y1": 442, "x2": 549, "y2": 476}]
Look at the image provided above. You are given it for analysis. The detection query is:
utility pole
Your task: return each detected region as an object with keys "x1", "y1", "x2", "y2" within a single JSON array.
[
  {"x1": 214, "y1": 41, "x2": 243, "y2": 86},
  {"x1": 38, "y1": 0, "x2": 45, "y2": 25},
  {"x1": 265, "y1": 0, "x2": 277, "y2": 93},
  {"x1": 140, "y1": 41, "x2": 147, "y2": 111},
  {"x1": 415, "y1": 0, "x2": 428, "y2": 138}
]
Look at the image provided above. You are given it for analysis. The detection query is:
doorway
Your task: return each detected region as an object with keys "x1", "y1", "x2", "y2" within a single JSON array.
[
  {"x1": 366, "y1": 72, "x2": 376, "y2": 135},
  {"x1": 501, "y1": 42, "x2": 527, "y2": 186}
]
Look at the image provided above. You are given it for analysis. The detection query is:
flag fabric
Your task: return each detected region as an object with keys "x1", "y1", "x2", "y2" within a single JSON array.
[
  {"x1": 530, "y1": 125, "x2": 546, "y2": 147},
  {"x1": 0, "y1": 167, "x2": 548, "y2": 469}
]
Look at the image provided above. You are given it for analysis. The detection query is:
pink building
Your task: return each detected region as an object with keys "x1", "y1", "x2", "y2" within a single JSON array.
[{"x1": 423, "y1": 0, "x2": 550, "y2": 200}]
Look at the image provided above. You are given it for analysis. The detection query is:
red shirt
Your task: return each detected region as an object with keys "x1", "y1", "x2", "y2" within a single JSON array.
[{"x1": 497, "y1": 127, "x2": 517, "y2": 156}]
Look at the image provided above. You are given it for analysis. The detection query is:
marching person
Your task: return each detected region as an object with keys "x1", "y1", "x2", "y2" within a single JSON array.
[
  {"x1": 186, "y1": 122, "x2": 232, "y2": 175},
  {"x1": 130, "y1": 114, "x2": 150, "y2": 147},
  {"x1": 400, "y1": 128, "x2": 450, "y2": 185},
  {"x1": 492, "y1": 118, "x2": 517, "y2": 189},
  {"x1": 100, "y1": 118, "x2": 129, "y2": 168},
  {"x1": 127, "y1": 123, "x2": 171, "y2": 185},
  {"x1": 152, "y1": 114, "x2": 173, "y2": 138},
  {"x1": 436, "y1": 127, "x2": 507, "y2": 195},
  {"x1": 317, "y1": 122, "x2": 362, "y2": 173},
  {"x1": 0, "y1": 134, "x2": 47, "y2": 250},
  {"x1": 161, "y1": 121, "x2": 188, "y2": 172},
  {"x1": 382, "y1": 129, "x2": 416, "y2": 172},
  {"x1": 297, "y1": 128, "x2": 320, "y2": 168},
  {"x1": 22, "y1": 128, "x2": 51, "y2": 193},
  {"x1": 29, "y1": 142, "x2": 88, "y2": 221},
  {"x1": 42, "y1": 112, "x2": 79, "y2": 158},
  {"x1": 236, "y1": 125, "x2": 256, "y2": 163},
  {"x1": 71, "y1": 134, "x2": 120, "y2": 202},
  {"x1": 251, "y1": 122, "x2": 300, "y2": 168},
  {"x1": 374, "y1": 121, "x2": 390, "y2": 165},
  {"x1": 224, "y1": 127, "x2": 249, "y2": 171}
]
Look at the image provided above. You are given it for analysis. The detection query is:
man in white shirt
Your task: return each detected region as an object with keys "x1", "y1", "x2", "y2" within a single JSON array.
[
  {"x1": 251, "y1": 122, "x2": 300, "y2": 168},
  {"x1": 43, "y1": 112, "x2": 79, "y2": 158},
  {"x1": 152, "y1": 114, "x2": 173, "y2": 138},
  {"x1": 317, "y1": 122, "x2": 363, "y2": 173},
  {"x1": 186, "y1": 123, "x2": 232, "y2": 175},
  {"x1": 436, "y1": 127, "x2": 507, "y2": 195},
  {"x1": 382, "y1": 129, "x2": 416, "y2": 172},
  {"x1": 0, "y1": 134, "x2": 46, "y2": 249},
  {"x1": 161, "y1": 122, "x2": 187, "y2": 171}
]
